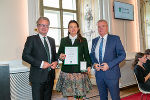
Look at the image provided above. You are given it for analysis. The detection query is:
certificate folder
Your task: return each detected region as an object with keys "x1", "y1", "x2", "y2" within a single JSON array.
[{"x1": 64, "y1": 47, "x2": 78, "y2": 65}]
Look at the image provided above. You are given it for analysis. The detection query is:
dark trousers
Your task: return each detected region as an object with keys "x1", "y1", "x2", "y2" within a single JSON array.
[
  {"x1": 31, "y1": 72, "x2": 54, "y2": 100},
  {"x1": 96, "y1": 71, "x2": 120, "y2": 100}
]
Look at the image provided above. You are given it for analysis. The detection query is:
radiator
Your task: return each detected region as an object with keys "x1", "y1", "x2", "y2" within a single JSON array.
[
  {"x1": 10, "y1": 71, "x2": 32, "y2": 100},
  {"x1": 9, "y1": 63, "x2": 32, "y2": 100},
  {"x1": 119, "y1": 59, "x2": 137, "y2": 88},
  {"x1": 0, "y1": 60, "x2": 32, "y2": 100}
]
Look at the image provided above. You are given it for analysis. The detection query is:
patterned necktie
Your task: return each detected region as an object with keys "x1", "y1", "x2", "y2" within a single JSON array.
[
  {"x1": 99, "y1": 37, "x2": 104, "y2": 64},
  {"x1": 43, "y1": 37, "x2": 51, "y2": 71}
]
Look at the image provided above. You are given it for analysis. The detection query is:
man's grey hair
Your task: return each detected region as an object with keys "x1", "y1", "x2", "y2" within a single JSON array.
[
  {"x1": 36, "y1": 17, "x2": 50, "y2": 26},
  {"x1": 97, "y1": 19, "x2": 108, "y2": 25}
]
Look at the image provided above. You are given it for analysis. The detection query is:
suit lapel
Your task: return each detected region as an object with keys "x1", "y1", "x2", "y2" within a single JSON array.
[
  {"x1": 65, "y1": 36, "x2": 73, "y2": 45},
  {"x1": 103, "y1": 34, "x2": 111, "y2": 61},
  {"x1": 73, "y1": 39, "x2": 80, "y2": 46},
  {"x1": 92, "y1": 37, "x2": 99, "y2": 64},
  {"x1": 47, "y1": 37, "x2": 52, "y2": 47},
  {"x1": 47, "y1": 37, "x2": 53, "y2": 53},
  {"x1": 36, "y1": 34, "x2": 46, "y2": 52},
  {"x1": 93, "y1": 37, "x2": 99, "y2": 49}
]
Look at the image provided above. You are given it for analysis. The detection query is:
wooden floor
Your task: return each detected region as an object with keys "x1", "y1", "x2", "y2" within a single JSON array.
[
  {"x1": 51, "y1": 84, "x2": 139, "y2": 100},
  {"x1": 120, "y1": 84, "x2": 139, "y2": 98}
]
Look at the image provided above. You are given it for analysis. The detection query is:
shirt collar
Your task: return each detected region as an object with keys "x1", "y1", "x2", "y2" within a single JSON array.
[
  {"x1": 99, "y1": 34, "x2": 108, "y2": 40},
  {"x1": 69, "y1": 34, "x2": 77, "y2": 40},
  {"x1": 39, "y1": 33, "x2": 47, "y2": 39}
]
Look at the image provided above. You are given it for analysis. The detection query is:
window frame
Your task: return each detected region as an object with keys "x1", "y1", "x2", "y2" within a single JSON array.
[{"x1": 40, "y1": 0, "x2": 79, "y2": 47}]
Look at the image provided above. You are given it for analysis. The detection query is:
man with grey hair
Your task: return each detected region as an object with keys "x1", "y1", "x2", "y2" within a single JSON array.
[
  {"x1": 22, "y1": 17, "x2": 58, "y2": 100},
  {"x1": 90, "y1": 19, "x2": 126, "y2": 100}
]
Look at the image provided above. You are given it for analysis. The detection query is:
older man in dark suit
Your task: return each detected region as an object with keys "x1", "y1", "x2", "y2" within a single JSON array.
[
  {"x1": 22, "y1": 17, "x2": 57, "y2": 100},
  {"x1": 90, "y1": 19, "x2": 126, "y2": 100}
]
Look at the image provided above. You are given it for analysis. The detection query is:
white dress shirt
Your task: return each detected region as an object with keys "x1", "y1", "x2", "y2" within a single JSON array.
[
  {"x1": 95, "y1": 34, "x2": 108, "y2": 63},
  {"x1": 69, "y1": 34, "x2": 77, "y2": 45},
  {"x1": 39, "y1": 34, "x2": 52, "y2": 68}
]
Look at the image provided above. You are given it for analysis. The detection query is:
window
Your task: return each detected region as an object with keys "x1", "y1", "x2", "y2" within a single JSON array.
[
  {"x1": 145, "y1": 3, "x2": 150, "y2": 48},
  {"x1": 40, "y1": 0, "x2": 78, "y2": 50},
  {"x1": 145, "y1": 21, "x2": 150, "y2": 48}
]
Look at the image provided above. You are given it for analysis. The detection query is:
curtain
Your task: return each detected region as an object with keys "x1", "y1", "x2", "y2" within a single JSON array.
[{"x1": 140, "y1": 0, "x2": 147, "y2": 50}]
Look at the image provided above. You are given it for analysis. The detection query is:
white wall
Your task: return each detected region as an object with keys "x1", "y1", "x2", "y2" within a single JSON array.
[
  {"x1": 0, "y1": 0, "x2": 28, "y2": 61},
  {"x1": 110, "y1": 0, "x2": 142, "y2": 59}
]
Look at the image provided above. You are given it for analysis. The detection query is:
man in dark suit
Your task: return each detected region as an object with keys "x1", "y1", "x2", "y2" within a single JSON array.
[
  {"x1": 90, "y1": 19, "x2": 126, "y2": 100},
  {"x1": 22, "y1": 17, "x2": 58, "y2": 100}
]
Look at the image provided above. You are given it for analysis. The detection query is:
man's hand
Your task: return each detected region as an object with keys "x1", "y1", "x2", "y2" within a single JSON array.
[
  {"x1": 100, "y1": 63, "x2": 109, "y2": 71},
  {"x1": 94, "y1": 63, "x2": 101, "y2": 71},
  {"x1": 43, "y1": 61, "x2": 51, "y2": 69},
  {"x1": 50, "y1": 61, "x2": 58, "y2": 69}
]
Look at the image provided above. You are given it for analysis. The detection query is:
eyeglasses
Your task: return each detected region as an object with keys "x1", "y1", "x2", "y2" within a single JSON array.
[{"x1": 38, "y1": 24, "x2": 49, "y2": 28}]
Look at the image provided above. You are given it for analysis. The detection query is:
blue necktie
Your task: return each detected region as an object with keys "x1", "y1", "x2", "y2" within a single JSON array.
[
  {"x1": 99, "y1": 37, "x2": 104, "y2": 64},
  {"x1": 43, "y1": 37, "x2": 51, "y2": 71}
]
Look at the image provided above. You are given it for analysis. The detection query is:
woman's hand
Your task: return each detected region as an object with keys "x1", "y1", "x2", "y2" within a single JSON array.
[
  {"x1": 87, "y1": 67, "x2": 91, "y2": 74},
  {"x1": 59, "y1": 53, "x2": 66, "y2": 61},
  {"x1": 147, "y1": 73, "x2": 150, "y2": 78},
  {"x1": 145, "y1": 72, "x2": 150, "y2": 82}
]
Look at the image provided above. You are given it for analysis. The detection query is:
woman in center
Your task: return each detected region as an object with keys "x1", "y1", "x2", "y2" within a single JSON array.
[{"x1": 56, "y1": 20, "x2": 92, "y2": 100}]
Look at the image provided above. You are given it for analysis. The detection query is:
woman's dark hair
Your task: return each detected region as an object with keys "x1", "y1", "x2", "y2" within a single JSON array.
[
  {"x1": 68, "y1": 20, "x2": 83, "y2": 42},
  {"x1": 145, "y1": 49, "x2": 150, "y2": 55},
  {"x1": 132, "y1": 52, "x2": 145, "y2": 68}
]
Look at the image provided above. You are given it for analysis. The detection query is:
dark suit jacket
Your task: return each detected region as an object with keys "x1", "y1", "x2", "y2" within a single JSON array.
[
  {"x1": 22, "y1": 34, "x2": 57, "y2": 83},
  {"x1": 90, "y1": 34, "x2": 126, "y2": 79},
  {"x1": 57, "y1": 36, "x2": 91, "y2": 73}
]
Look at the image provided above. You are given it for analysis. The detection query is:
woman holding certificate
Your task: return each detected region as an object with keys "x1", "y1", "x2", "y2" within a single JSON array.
[{"x1": 56, "y1": 20, "x2": 92, "y2": 100}]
